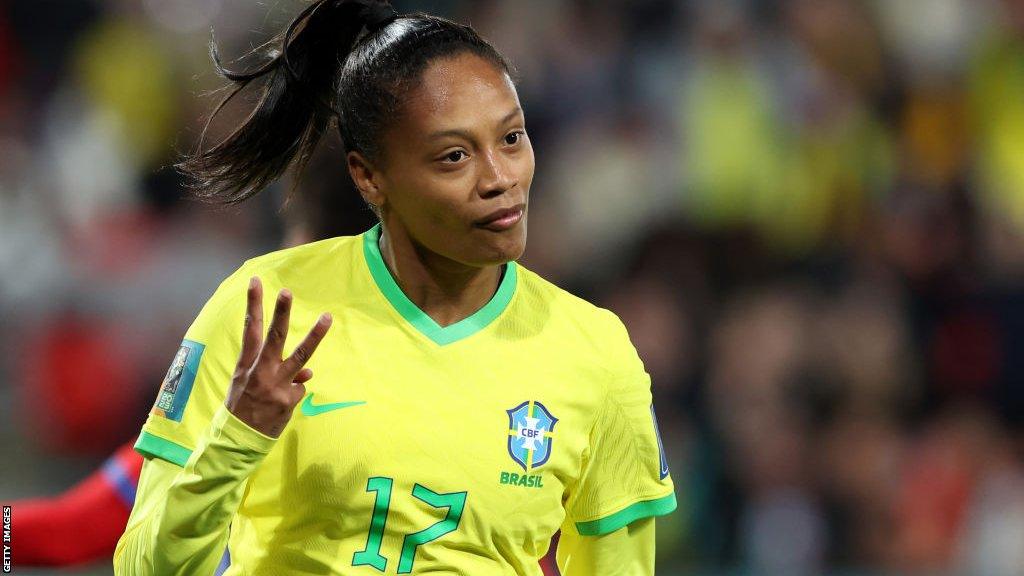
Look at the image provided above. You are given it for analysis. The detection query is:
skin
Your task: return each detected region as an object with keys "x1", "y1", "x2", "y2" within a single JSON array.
[
  {"x1": 227, "y1": 51, "x2": 535, "y2": 437},
  {"x1": 349, "y1": 51, "x2": 535, "y2": 327},
  {"x1": 225, "y1": 281, "x2": 330, "y2": 438}
]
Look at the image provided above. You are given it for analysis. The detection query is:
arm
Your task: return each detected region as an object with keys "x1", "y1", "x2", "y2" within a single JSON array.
[
  {"x1": 556, "y1": 518, "x2": 655, "y2": 576},
  {"x1": 115, "y1": 276, "x2": 329, "y2": 575},
  {"x1": 113, "y1": 405, "x2": 275, "y2": 576},
  {"x1": 10, "y1": 442, "x2": 142, "y2": 566},
  {"x1": 559, "y1": 310, "x2": 676, "y2": 575}
]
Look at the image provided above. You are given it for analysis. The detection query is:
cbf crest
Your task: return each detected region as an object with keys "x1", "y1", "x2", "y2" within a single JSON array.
[{"x1": 506, "y1": 401, "x2": 558, "y2": 471}]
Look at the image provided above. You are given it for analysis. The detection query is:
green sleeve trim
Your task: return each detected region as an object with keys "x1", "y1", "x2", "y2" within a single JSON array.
[
  {"x1": 574, "y1": 492, "x2": 678, "y2": 536},
  {"x1": 135, "y1": 431, "x2": 193, "y2": 467}
]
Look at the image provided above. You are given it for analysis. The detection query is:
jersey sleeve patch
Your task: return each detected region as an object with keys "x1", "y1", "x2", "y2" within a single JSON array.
[{"x1": 151, "y1": 339, "x2": 205, "y2": 423}]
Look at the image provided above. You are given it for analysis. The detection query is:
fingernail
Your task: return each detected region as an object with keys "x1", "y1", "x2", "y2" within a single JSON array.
[
  {"x1": 280, "y1": 288, "x2": 292, "y2": 299},
  {"x1": 321, "y1": 312, "x2": 332, "y2": 324},
  {"x1": 249, "y1": 276, "x2": 257, "y2": 289}
]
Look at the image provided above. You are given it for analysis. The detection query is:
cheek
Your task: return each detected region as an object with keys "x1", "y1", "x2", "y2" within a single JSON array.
[
  {"x1": 389, "y1": 173, "x2": 468, "y2": 229},
  {"x1": 423, "y1": 176, "x2": 473, "y2": 219},
  {"x1": 518, "y1": 143, "x2": 536, "y2": 191}
]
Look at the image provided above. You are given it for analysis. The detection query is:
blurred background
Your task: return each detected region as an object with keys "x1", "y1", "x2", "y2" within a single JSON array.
[{"x1": 2, "y1": 0, "x2": 1024, "y2": 574}]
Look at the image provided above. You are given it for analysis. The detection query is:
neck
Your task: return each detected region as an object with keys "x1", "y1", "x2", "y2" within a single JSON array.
[{"x1": 378, "y1": 223, "x2": 503, "y2": 328}]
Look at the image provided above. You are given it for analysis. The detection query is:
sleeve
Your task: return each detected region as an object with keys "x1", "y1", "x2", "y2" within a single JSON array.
[
  {"x1": 562, "y1": 310, "x2": 677, "y2": 537},
  {"x1": 101, "y1": 439, "x2": 144, "y2": 509},
  {"x1": 556, "y1": 517, "x2": 655, "y2": 575},
  {"x1": 134, "y1": 264, "x2": 253, "y2": 467},
  {"x1": 113, "y1": 263, "x2": 279, "y2": 575},
  {"x1": 113, "y1": 404, "x2": 276, "y2": 575}
]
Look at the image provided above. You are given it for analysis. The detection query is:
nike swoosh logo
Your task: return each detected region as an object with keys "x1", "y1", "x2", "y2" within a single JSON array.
[{"x1": 300, "y1": 393, "x2": 366, "y2": 417}]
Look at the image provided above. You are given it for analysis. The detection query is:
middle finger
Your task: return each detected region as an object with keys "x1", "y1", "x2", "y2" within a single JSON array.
[{"x1": 262, "y1": 288, "x2": 292, "y2": 359}]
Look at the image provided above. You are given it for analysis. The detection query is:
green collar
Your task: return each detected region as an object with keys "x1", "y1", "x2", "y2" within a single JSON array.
[{"x1": 362, "y1": 224, "x2": 517, "y2": 346}]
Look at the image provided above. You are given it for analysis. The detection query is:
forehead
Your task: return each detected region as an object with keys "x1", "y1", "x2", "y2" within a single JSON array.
[{"x1": 401, "y1": 52, "x2": 521, "y2": 135}]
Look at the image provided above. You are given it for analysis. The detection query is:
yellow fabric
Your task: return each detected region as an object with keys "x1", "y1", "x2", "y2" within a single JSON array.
[
  {"x1": 970, "y1": 30, "x2": 1024, "y2": 227},
  {"x1": 114, "y1": 405, "x2": 276, "y2": 575},
  {"x1": 558, "y1": 517, "x2": 655, "y2": 575},
  {"x1": 116, "y1": 227, "x2": 675, "y2": 574}
]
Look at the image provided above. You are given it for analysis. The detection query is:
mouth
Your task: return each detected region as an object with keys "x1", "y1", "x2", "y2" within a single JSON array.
[{"x1": 474, "y1": 203, "x2": 526, "y2": 232}]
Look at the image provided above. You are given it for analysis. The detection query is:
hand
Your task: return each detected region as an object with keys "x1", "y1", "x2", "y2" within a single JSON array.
[{"x1": 224, "y1": 276, "x2": 332, "y2": 438}]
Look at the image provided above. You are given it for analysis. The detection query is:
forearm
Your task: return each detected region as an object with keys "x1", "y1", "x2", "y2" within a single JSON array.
[
  {"x1": 114, "y1": 405, "x2": 276, "y2": 575},
  {"x1": 556, "y1": 518, "x2": 655, "y2": 576},
  {"x1": 9, "y1": 441, "x2": 141, "y2": 567},
  {"x1": 10, "y1": 475, "x2": 131, "y2": 566}
]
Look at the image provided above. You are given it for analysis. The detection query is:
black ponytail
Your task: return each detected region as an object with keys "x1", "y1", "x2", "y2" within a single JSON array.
[
  {"x1": 179, "y1": 0, "x2": 511, "y2": 205},
  {"x1": 178, "y1": 0, "x2": 368, "y2": 204}
]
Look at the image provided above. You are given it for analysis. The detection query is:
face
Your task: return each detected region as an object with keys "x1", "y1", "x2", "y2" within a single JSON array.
[{"x1": 363, "y1": 52, "x2": 534, "y2": 267}]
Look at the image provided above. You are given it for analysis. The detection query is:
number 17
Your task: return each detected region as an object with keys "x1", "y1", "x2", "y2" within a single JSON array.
[{"x1": 352, "y1": 477, "x2": 468, "y2": 573}]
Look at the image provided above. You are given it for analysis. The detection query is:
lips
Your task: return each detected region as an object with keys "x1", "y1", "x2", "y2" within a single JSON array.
[{"x1": 475, "y1": 204, "x2": 525, "y2": 232}]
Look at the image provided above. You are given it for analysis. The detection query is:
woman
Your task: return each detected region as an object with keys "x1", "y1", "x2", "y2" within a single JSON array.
[{"x1": 114, "y1": 1, "x2": 675, "y2": 574}]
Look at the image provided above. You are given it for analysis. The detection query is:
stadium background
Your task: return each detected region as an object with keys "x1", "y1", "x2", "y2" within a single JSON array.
[{"x1": 2, "y1": 0, "x2": 1024, "y2": 574}]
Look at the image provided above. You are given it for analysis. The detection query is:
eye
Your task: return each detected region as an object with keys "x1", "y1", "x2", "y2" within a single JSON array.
[
  {"x1": 443, "y1": 150, "x2": 467, "y2": 163},
  {"x1": 504, "y1": 130, "x2": 525, "y2": 145}
]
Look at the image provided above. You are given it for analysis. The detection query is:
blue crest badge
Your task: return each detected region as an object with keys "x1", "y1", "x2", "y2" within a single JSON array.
[
  {"x1": 153, "y1": 339, "x2": 204, "y2": 422},
  {"x1": 506, "y1": 401, "x2": 558, "y2": 471}
]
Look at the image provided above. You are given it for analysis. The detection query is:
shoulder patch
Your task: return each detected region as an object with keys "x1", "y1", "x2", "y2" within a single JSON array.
[{"x1": 151, "y1": 339, "x2": 205, "y2": 422}]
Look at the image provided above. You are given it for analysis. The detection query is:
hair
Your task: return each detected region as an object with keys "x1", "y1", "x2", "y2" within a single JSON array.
[{"x1": 176, "y1": 0, "x2": 511, "y2": 205}]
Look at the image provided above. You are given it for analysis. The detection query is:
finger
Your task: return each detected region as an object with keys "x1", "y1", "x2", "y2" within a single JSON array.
[
  {"x1": 290, "y1": 381, "x2": 307, "y2": 405},
  {"x1": 238, "y1": 276, "x2": 263, "y2": 369},
  {"x1": 293, "y1": 368, "x2": 314, "y2": 384},
  {"x1": 262, "y1": 288, "x2": 292, "y2": 359},
  {"x1": 282, "y1": 313, "x2": 332, "y2": 376}
]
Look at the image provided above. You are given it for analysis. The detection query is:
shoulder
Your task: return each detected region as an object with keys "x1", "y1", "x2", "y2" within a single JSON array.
[
  {"x1": 192, "y1": 233, "x2": 365, "y2": 329},
  {"x1": 228, "y1": 233, "x2": 367, "y2": 300},
  {"x1": 514, "y1": 264, "x2": 640, "y2": 376},
  {"x1": 515, "y1": 265, "x2": 623, "y2": 331},
  {"x1": 240, "y1": 234, "x2": 361, "y2": 279}
]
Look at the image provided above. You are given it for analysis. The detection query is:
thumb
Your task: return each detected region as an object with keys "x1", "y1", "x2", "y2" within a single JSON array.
[{"x1": 294, "y1": 368, "x2": 314, "y2": 384}]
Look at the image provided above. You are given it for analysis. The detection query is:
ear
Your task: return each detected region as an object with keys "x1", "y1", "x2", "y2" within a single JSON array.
[{"x1": 347, "y1": 151, "x2": 385, "y2": 209}]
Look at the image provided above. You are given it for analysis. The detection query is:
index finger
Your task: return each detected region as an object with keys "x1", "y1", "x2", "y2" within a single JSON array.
[{"x1": 262, "y1": 288, "x2": 293, "y2": 359}]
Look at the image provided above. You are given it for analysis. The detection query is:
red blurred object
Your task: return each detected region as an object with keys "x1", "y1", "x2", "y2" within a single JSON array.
[
  {"x1": 21, "y1": 313, "x2": 141, "y2": 453},
  {"x1": 69, "y1": 209, "x2": 165, "y2": 278},
  {"x1": 8, "y1": 440, "x2": 143, "y2": 567},
  {"x1": 893, "y1": 425, "x2": 976, "y2": 571},
  {"x1": 540, "y1": 531, "x2": 560, "y2": 575},
  {"x1": 931, "y1": 309, "x2": 1002, "y2": 397},
  {"x1": 0, "y1": 9, "x2": 19, "y2": 94}
]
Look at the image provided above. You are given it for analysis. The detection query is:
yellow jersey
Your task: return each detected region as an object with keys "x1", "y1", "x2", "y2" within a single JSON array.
[{"x1": 133, "y1": 223, "x2": 676, "y2": 575}]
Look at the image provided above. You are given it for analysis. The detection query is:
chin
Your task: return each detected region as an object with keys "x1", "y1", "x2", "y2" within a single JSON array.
[
  {"x1": 497, "y1": 222, "x2": 528, "y2": 263},
  {"x1": 472, "y1": 225, "x2": 527, "y2": 266}
]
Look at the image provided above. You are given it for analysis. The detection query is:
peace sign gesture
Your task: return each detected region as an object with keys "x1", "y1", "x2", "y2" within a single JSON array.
[{"x1": 224, "y1": 276, "x2": 333, "y2": 438}]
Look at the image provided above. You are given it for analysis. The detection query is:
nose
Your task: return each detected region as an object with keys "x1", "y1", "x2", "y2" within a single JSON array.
[{"x1": 476, "y1": 149, "x2": 517, "y2": 199}]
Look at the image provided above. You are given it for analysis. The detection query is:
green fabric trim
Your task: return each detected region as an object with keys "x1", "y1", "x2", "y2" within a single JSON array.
[
  {"x1": 362, "y1": 224, "x2": 517, "y2": 346},
  {"x1": 135, "y1": 431, "x2": 193, "y2": 467},
  {"x1": 574, "y1": 492, "x2": 678, "y2": 536}
]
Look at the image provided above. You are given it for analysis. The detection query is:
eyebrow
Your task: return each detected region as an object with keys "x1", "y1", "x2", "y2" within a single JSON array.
[{"x1": 427, "y1": 107, "x2": 524, "y2": 141}]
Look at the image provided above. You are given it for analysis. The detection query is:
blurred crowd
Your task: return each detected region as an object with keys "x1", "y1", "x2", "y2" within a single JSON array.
[{"x1": 3, "y1": 0, "x2": 1024, "y2": 574}]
